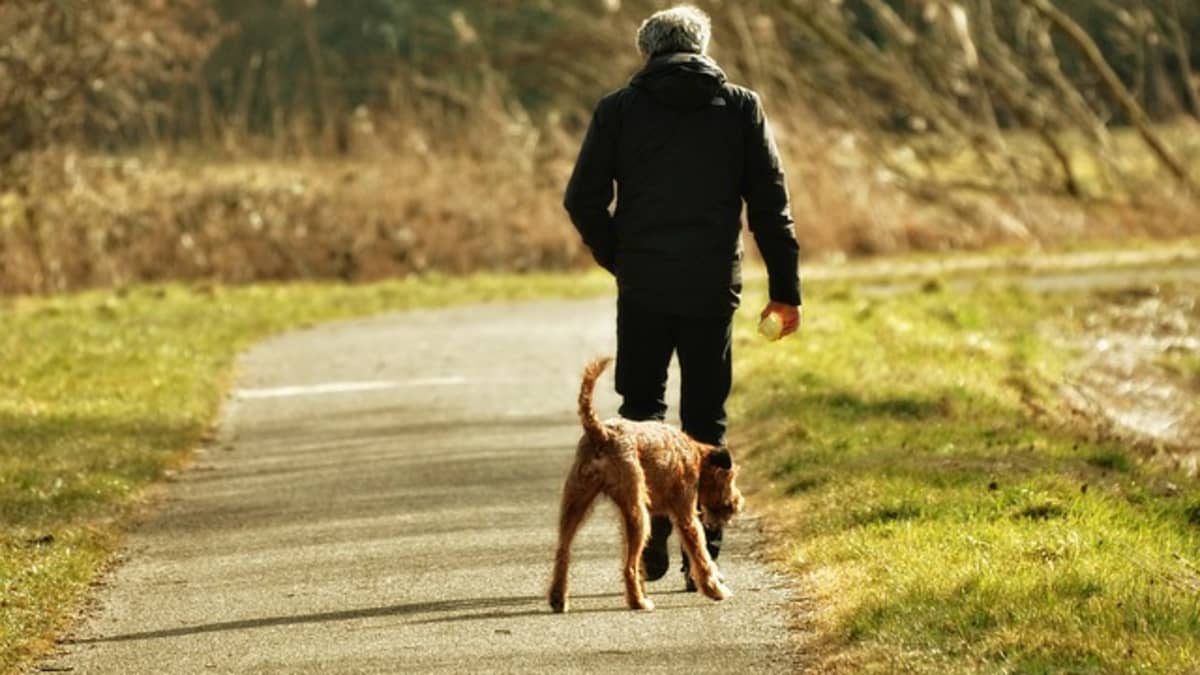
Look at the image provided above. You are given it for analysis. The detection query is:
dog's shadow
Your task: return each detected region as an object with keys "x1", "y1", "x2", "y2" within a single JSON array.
[
  {"x1": 65, "y1": 592, "x2": 687, "y2": 645},
  {"x1": 409, "y1": 590, "x2": 693, "y2": 626}
]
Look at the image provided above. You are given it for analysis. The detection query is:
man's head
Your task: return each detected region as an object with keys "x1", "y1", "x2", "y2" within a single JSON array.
[{"x1": 636, "y1": 5, "x2": 712, "y2": 60}]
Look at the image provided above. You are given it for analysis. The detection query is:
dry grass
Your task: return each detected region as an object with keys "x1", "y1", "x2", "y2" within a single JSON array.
[
  {"x1": 3, "y1": 108, "x2": 1198, "y2": 295},
  {"x1": 0, "y1": 128, "x2": 583, "y2": 295},
  {"x1": 5, "y1": 2, "x2": 1200, "y2": 296}
]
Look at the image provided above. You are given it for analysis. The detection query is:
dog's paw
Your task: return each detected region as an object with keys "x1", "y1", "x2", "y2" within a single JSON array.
[
  {"x1": 703, "y1": 580, "x2": 732, "y2": 602},
  {"x1": 686, "y1": 570, "x2": 725, "y2": 593},
  {"x1": 629, "y1": 596, "x2": 655, "y2": 612}
]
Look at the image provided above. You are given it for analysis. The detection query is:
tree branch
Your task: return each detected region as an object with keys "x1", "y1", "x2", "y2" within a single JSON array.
[{"x1": 1022, "y1": 0, "x2": 1195, "y2": 191}]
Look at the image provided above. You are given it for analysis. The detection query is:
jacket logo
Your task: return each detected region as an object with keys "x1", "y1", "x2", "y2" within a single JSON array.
[{"x1": 710, "y1": 97, "x2": 727, "y2": 107}]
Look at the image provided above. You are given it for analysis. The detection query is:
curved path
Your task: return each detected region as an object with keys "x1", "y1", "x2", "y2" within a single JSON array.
[{"x1": 49, "y1": 298, "x2": 801, "y2": 673}]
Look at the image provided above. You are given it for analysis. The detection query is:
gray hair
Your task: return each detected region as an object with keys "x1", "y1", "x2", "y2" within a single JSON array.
[{"x1": 636, "y1": 6, "x2": 712, "y2": 59}]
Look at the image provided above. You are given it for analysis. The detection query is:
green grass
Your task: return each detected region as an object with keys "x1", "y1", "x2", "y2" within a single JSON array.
[
  {"x1": 731, "y1": 279, "x2": 1200, "y2": 673},
  {"x1": 4, "y1": 244, "x2": 1198, "y2": 673},
  {"x1": 0, "y1": 272, "x2": 609, "y2": 672}
]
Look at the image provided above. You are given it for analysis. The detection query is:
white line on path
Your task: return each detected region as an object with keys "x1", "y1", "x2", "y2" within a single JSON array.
[{"x1": 235, "y1": 377, "x2": 468, "y2": 400}]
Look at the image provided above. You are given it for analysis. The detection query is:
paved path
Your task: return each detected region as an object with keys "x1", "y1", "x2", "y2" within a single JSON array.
[{"x1": 49, "y1": 298, "x2": 800, "y2": 673}]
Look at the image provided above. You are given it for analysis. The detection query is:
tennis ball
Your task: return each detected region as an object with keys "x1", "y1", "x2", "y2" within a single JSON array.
[{"x1": 758, "y1": 312, "x2": 783, "y2": 341}]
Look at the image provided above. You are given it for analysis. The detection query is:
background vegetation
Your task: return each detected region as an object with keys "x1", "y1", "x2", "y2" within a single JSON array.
[{"x1": 2, "y1": 0, "x2": 1199, "y2": 294}]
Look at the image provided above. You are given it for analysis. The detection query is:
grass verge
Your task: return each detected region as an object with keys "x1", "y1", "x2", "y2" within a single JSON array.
[
  {"x1": 732, "y1": 275, "x2": 1200, "y2": 673},
  {"x1": 0, "y1": 271, "x2": 610, "y2": 672}
]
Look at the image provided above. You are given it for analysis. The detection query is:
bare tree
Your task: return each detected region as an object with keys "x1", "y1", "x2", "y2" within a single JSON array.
[
  {"x1": 1022, "y1": 0, "x2": 1195, "y2": 190},
  {"x1": 1162, "y1": 0, "x2": 1200, "y2": 119},
  {"x1": 739, "y1": 0, "x2": 1197, "y2": 203},
  {"x1": 0, "y1": 0, "x2": 220, "y2": 174}
]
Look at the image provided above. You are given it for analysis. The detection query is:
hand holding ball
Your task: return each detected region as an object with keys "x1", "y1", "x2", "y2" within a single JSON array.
[
  {"x1": 758, "y1": 302, "x2": 800, "y2": 342},
  {"x1": 758, "y1": 312, "x2": 784, "y2": 341}
]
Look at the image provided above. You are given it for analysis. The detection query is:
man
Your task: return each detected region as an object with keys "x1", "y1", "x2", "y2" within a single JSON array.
[{"x1": 564, "y1": 5, "x2": 802, "y2": 588}]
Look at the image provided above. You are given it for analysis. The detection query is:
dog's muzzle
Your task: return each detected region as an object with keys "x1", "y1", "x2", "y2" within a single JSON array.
[{"x1": 701, "y1": 504, "x2": 738, "y2": 529}]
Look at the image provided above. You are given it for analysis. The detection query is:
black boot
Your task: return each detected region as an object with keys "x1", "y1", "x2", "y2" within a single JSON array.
[
  {"x1": 641, "y1": 515, "x2": 673, "y2": 581},
  {"x1": 682, "y1": 525, "x2": 723, "y2": 592}
]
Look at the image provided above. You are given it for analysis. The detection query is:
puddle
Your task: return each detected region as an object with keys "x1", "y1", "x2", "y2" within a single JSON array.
[{"x1": 1056, "y1": 285, "x2": 1200, "y2": 475}]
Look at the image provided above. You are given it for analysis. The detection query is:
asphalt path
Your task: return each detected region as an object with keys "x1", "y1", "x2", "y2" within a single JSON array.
[{"x1": 48, "y1": 298, "x2": 801, "y2": 673}]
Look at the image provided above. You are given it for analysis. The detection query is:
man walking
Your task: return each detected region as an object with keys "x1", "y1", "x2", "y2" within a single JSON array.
[{"x1": 564, "y1": 5, "x2": 802, "y2": 587}]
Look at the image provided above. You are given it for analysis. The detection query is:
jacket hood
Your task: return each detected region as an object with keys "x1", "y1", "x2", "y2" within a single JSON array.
[{"x1": 630, "y1": 53, "x2": 727, "y2": 111}]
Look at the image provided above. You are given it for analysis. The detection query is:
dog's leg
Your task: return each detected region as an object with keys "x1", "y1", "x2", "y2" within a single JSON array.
[
  {"x1": 549, "y1": 473, "x2": 602, "y2": 614},
  {"x1": 673, "y1": 508, "x2": 731, "y2": 602},
  {"x1": 615, "y1": 488, "x2": 654, "y2": 612},
  {"x1": 606, "y1": 471, "x2": 654, "y2": 611}
]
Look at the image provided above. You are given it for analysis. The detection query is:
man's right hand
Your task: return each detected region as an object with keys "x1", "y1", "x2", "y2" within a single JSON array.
[{"x1": 761, "y1": 302, "x2": 801, "y2": 338}]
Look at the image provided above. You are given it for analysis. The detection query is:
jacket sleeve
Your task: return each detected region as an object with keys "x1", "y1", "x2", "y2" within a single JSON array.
[
  {"x1": 741, "y1": 92, "x2": 802, "y2": 306},
  {"x1": 564, "y1": 98, "x2": 618, "y2": 274}
]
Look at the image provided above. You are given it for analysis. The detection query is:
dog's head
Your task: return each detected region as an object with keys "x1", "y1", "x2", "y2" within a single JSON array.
[{"x1": 698, "y1": 448, "x2": 744, "y2": 529}]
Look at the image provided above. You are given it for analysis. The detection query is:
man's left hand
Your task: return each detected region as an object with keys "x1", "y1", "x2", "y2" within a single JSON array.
[{"x1": 761, "y1": 302, "x2": 801, "y2": 338}]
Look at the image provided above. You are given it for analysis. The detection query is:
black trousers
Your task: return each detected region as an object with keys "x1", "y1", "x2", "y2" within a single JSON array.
[
  {"x1": 615, "y1": 296, "x2": 732, "y2": 447},
  {"x1": 616, "y1": 296, "x2": 732, "y2": 575}
]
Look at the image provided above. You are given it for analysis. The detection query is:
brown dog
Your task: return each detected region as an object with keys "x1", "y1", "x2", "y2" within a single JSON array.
[{"x1": 548, "y1": 357, "x2": 744, "y2": 613}]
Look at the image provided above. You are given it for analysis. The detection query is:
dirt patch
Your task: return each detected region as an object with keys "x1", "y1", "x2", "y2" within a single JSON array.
[{"x1": 1058, "y1": 282, "x2": 1200, "y2": 474}]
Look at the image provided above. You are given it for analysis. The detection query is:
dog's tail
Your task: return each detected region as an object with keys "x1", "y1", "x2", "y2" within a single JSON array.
[{"x1": 578, "y1": 357, "x2": 613, "y2": 445}]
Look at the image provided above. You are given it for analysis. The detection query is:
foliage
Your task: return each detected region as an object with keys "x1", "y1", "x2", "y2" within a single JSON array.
[
  {"x1": 825, "y1": 0, "x2": 1200, "y2": 121},
  {"x1": 0, "y1": 0, "x2": 219, "y2": 171},
  {"x1": 2, "y1": 1, "x2": 1198, "y2": 294},
  {"x1": 779, "y1": 0, "x2": 1200, "y2": 199},
  {"x1": 130, "y1": 1, "x2": 1200, "y2": 145},
  {"x1": 3, "y1": 1, "x2": 1198, "y2": 158}
]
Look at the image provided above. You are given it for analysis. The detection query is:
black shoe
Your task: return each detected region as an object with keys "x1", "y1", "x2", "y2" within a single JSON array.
[
  {"x1": 706, "y1": 525, "x2": 724, "y2": 561},
  {"x1": 641, "y1": 516, "x2": 673, "y2": 581}
]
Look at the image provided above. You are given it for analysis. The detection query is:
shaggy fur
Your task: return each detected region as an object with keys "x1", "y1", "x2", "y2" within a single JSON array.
[{"x1": 548, "y1": 357, "x2": 744, "y2": 613}]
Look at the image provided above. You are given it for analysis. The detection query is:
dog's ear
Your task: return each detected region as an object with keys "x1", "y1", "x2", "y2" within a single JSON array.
[{"x1": 706, "y1": 449, "x2": 733, "y2": 470}]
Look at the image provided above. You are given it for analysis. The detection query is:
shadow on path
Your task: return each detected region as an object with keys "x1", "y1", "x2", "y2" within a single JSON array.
[{"x1": 66, "y1": 593, "x2": 641, "y2": 645}]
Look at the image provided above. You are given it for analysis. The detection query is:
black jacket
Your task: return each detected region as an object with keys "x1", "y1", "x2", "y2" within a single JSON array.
[{"x1": 564, "y1": 52, "x2": 801, "y2": 317}]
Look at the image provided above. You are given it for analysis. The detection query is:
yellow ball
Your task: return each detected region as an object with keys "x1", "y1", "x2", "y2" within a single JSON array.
[{"x1": 758, "y1": 312, "x2": 783, "y2": 341}]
